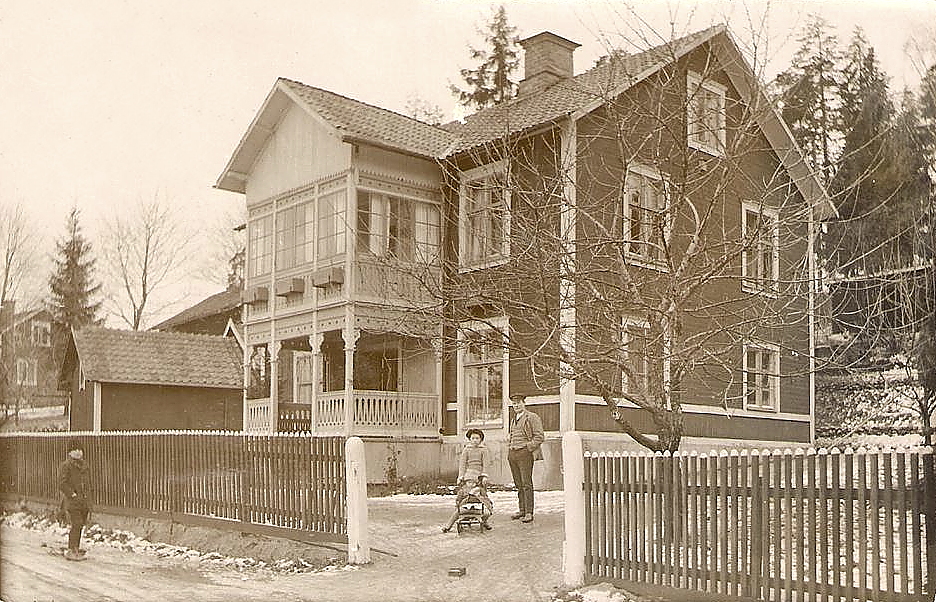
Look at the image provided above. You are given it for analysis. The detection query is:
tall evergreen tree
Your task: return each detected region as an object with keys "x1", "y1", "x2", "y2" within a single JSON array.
[
  {"x1": 824, "y1": 31, "x2": 905, "y2": 275},
  {"x1": 772, "y1": 16, "x2": 843, "y2": 184},
  {"x1": 450, "y1": 5, "x2": 520, "y2": 111},
  {"x1": 49, "y1": 208, "x2": 102, "y2": 337}
]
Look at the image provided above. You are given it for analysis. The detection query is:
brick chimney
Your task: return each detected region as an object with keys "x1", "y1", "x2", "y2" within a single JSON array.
[{"x1": 518, "y1": 32, "x2": 581, "y2": 97}]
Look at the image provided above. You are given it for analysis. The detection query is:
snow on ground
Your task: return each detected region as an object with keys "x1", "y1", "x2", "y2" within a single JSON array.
[
  {"x1": 369, "y1": 489, "x2": 566, "y2": 513},
  {"x1": 0, "y1": 510, "x2": 349, "y2": 575}
]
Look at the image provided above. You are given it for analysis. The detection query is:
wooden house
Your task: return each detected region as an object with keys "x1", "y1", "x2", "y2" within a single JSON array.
[{"x1": 215, "y1": 25, "x2": 831, "y2": 484}]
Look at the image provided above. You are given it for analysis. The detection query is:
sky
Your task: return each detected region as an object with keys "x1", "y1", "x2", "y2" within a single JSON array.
[{"x1": 1, "y1": 0, "x2": 934, "y2": 327}]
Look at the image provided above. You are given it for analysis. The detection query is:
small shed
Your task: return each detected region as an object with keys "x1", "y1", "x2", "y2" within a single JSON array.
[{"x1": 64, "y1": 327, "x2": 243, "y2": 431}]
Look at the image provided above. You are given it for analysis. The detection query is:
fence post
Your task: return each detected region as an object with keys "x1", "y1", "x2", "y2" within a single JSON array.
[
  {"x1": 345, "y1": 436, "x2": 370, "y2": 564},
  {"x1": 563, "y1": 430, "x2": 586, "y2": 587},
  {"x1": 925, "y1": 448, "x2": 936, "y2": 597}
]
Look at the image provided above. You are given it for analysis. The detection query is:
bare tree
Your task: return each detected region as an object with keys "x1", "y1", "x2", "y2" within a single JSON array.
[
  {"x1": 0, "y1": 202, "x2": 40, "y2": 308},
  {"x1": 100, "y1": 196, "x2": 193, "y2": 330},
  {"x1": 382, "y1": 27, "x2": 827, "y2": 452}
]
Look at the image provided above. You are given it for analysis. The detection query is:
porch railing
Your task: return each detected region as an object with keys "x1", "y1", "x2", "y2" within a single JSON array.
[{"x1": 244, "y1": 391, "x2": 438, "y2": 437}]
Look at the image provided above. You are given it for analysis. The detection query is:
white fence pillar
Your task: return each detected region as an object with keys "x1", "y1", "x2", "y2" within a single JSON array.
[
  {"x1": 345, "y1": 436, "x2": 371, "y2": 564},
  {"x1": 562, "y1": 430, "x2": 585, "y2": 586}
]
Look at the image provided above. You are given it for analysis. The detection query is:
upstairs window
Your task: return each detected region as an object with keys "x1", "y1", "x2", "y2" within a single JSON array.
[
  {"x1": 459, "y1": 161, "x2": 509, "y2": 269},
  {"x1": 275, "y1": 201, "x2": 314, "y2": 270},
  {"x1": 741, "y1": 203, "x2": 780, "y2": 295},
  {"x1": 32, "y1": 321, "x2": 51, "y2": 347},
  {"x1": 357, "y1": 191, "x2": 440, "y2": 263},
  {"x1": 317, "y1": 190, "x2": 347, "y2": 259},
  {"x1": 248, "y1": 214, "x2": 273, "y2": 278},
  {"x1": 743, "y1": 342, "x2": 780, "y2": 412},
  {"x1": 687, "y1": 72, "x2": 727, "y2": 156},
  {"x1": 623, "y1": 166, "x2": 668, "y2": 267}
]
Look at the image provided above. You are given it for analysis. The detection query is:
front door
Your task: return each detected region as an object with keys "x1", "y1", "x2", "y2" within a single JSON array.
[{"x1": 293, "y1": 351, "x2": 315, "y2": 403}]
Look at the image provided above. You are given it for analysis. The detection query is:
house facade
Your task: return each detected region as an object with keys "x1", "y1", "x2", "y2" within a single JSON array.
[
  {"x1": 65, "y1": 327, "x2": 243, "y2": 431},
  {"x1": 0, "y1": 303, "x2": 68, "y2": 420},
  {"x1": 217, "y1": 25, "x2": 831, "y2": 484}
]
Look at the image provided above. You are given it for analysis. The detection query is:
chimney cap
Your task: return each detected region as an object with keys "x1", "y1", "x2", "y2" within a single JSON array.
[{"x1": 520, "y1": 31, "x2": 581, "y2": 51}]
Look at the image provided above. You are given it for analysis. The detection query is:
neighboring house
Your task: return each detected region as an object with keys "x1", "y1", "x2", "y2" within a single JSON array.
[
  {"x1": 151, "y1": 285, "x2": 243, "y2": 337},
  {"x1": 0, "y1": 302, "x2": 68, "y2": 417},
  {"x1": 63, "y1": 327, "x2": 243, "y2": 432},
  {"x1": 215, "y1": 25, "x2": 831, "y2": 484}
]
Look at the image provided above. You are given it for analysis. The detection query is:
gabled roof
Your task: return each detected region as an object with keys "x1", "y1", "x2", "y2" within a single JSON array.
[
  {"x1": 442, "y1": 26, "x2": 722, "y2": 154},
  {"x1": 72, "y1": 327, "x2": 242, "y2": 389},
  {"x1": 217, "y1": 24, "x2": 832, "y2": 217},
  {"x1": 151, "y1": 287, "x2": 242, "y2": 332},
  {"x1": 215, "y1": 78, "x2": 456, "y2": 192}
]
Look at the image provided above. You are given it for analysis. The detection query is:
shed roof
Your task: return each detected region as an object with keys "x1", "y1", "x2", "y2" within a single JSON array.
[{"x1": 72, "y1": 327, "x2": 242, "y2": 389}]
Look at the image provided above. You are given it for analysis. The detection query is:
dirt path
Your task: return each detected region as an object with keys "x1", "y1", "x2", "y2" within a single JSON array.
[{"x1": 1, "y1": 491, "x2": 565, "y2": 602}]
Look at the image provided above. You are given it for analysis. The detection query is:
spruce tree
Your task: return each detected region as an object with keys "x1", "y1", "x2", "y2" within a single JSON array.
[
  {"x1": 824, "y1": 32, "x2": 904, "y2": 275},
  {"x1": 771, "y1": 16, "x2": 843, "y2": 184},
  {"x1": 450, "y1": 5, "x2": 520, "y2": 111},
  {"x1": 49, "y1": 208, "x2": 103, "y2": 339}
]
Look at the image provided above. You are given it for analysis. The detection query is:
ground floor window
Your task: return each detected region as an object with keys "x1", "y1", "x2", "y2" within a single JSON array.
[
  {"x1": 459, "y1": 317, "x2": 508, "y2": 426},
  {"x1": 742, "y1": 341, "x2": 780, "y2": 411}
]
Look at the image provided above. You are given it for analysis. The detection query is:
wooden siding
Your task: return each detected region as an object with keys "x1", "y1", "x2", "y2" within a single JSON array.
[
  {"x1": 69, "y1": 369, "x2": 94, "y2": 431},
  {"x1": 246, "y1": 102, "x2": 351, "y2": 205},
  {"x1": 99, "y1": 383, "x2": 242, "y2": 431},
  {"x1": 576, "y1": 403, "x2": 810, "y2": 443}
]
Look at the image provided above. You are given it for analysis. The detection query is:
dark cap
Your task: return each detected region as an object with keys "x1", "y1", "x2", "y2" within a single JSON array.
[
  {"x1": 508, "y1": 394, "x2": 527, "y2": 403},
  {"x1": 66, "y1": 438, "x2": 83, "y2": 452},
  {"x1": 465, "y1": 428, "x2": 485, "y2": 441}
]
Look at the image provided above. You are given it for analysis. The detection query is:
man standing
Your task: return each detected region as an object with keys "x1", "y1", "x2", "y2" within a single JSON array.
[
  {"x1": 507, "y1": 394, "x2": 544, "y2": 523},
  {"x1": 58, "y1": 438, "x2": 90, "y2": 561}
]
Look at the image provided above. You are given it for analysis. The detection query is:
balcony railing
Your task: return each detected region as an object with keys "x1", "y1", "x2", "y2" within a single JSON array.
[
  {"x1": 245, "y1": 258, "x2": 440, "y2": 321},
  {"x1": 243, "y1": 391, "x2": 439, "y2": 438}
]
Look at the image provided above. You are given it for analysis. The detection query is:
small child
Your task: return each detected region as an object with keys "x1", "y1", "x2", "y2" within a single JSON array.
[
  {"x1": 442, "y1": 478, "x2": 493, "y2": 532},
  {"x1": 442, "y1": 429, "x2": 493, "y2": 532}
]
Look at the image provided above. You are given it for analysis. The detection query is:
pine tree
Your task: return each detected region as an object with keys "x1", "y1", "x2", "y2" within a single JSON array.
[
  {"x1": 450, "y1": 5, "x2": 520, "y2": 111},
  {"x1": 771, "y1": 16, "x2": 843, "y2": 184},
  {"x1": 49, "y1": 208, "x2": 103, "y2": 338}
]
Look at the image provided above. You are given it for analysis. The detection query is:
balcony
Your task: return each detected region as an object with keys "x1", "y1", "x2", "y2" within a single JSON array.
[
  {"x1": 245, "y1": 258, "x2": 440, "y2": 321},
  {"x1": 244, "y1": 390, "x2": 439, "y2": 438}
]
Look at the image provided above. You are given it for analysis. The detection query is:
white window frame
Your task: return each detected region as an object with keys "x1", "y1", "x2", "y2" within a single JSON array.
[
  {"x1": 687, "y1": 71, "x2": 727, "y2": 156},
  {"x1": 15, "y1": 358, "x2": 37, "y2": 386},
  {"x1": 356, "y1": 190, "x2": 441, "y2": 264},
  {"x1": 32, "y1": 321, "x2": 51, "y2": 347},
  {"x1": 620, "y1": 317, "x2": 650, "y2": 398},
  {"x1": 741, "y1": 201, "x2": 780, "y2": 296},
  {"x1": 459, "y1": 160, "x2": 510, "y2": 271},
  {"x1": 742, "y1": 341, "x2": 780, "y2": 412},
  {"x1": 622, "y1": 164, "x2": 670, "y2": 270},
  {"x1": 457, "y1": 316, "x2": 509, "y2": 428}
]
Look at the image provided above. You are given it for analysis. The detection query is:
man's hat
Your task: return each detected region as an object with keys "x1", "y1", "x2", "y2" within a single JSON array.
[{"x1": 509, "y1": 394, "x2": 526, "y2": 402}]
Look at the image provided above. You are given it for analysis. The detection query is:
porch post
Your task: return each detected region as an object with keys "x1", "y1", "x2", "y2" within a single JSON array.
[
  {"x1": 269, "y1": 340, "x2": 281, "y2": 433},
  {"x1": 433, "y1": 333, "x2": 443, "y2": 437},
  {"x1": 309, "y1": 332, "x2": 323, "y2": 435},
  {"x1": 342, "y1": 324, "x2": 359, "y2": 437}
]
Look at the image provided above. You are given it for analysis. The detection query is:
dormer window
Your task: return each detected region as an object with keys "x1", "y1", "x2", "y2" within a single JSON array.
[
  {"x1": 459, "y1": 161, "x2": 509, "y2": 270},
  {"x1": 687, "y1": 72, "x2": 727, "y2": 156}
]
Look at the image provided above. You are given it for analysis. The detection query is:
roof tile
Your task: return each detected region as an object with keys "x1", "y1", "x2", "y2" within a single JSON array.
[{"x1": 73, "y1": 327, "x2": 242, "y2": 389}]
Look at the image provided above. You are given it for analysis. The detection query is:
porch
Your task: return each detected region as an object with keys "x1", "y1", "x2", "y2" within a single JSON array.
[
  {"x1": 243, "y1": 327, "x2": 441, "y2": 438},
  {"x1": 244, "y1": 390, "x2": 438, "y2": 437}
]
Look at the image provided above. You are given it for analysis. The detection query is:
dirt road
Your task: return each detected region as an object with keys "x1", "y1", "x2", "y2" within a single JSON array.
[{"x1": 1, "y1": 491, "x2": 564, "y2": 602}]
